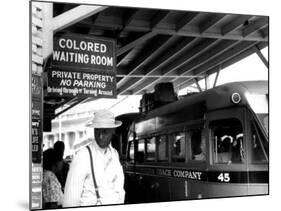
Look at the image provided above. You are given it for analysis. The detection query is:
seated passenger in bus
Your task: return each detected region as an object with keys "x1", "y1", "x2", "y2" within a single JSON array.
[
  {"x1": 191, "y1": 132, "x2": 206, "y2": 161},
  {"x1": 231, "y1": 133, "x2": 244, "y2": 163},
  {"x1": 172, "y1": 133, "x2": 186, "y2": 162},
  {"x1": 217, "y1": 136, "x2": 233, "y2": 163},
  {"x1": 136, "y1": 151, "x2": 145, "y2": 163},
  {"x1": 193, "y1": 150, "x2": 205, "y2": 161}
]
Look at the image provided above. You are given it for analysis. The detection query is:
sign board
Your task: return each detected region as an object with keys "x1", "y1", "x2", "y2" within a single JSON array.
[
  {"x1": 48, "y1": 34, "x2": 117, "y2": 98},
  {"x1": 52, "y1": 34, "x2": 116, "y2": 71},
  {"x1": 31, "y1": 99, "x2": 42, "y2": 163},
  {"x1": 32, "y1": 74, "x2": 42, "y2": 98},
  {"x1": 31, "y1": 74, "x2": 42, "y2": 164},
  {"x1": 31, "y1": 164, "x2": 42, "y2": 209},
  {"x1": 47, "y1": 68, "x2": 116, "y2": 98}
]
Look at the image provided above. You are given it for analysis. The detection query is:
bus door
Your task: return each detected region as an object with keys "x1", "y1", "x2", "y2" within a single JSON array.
[
  {"x1": 123, "y1": 131, "x2": 141, "y2": 203},
  {"x1": 125, "y1": 136, "x2": 160, "y2": 203},
  {"x1": 206, "y1": 107, "x2": 248, "y2": 197},
  {"x1": 246, "y1": 109, "x2": 269, "y2": 195},
  {"x1": 132, "y1": 136, "x2": 171, "y2": 203}
]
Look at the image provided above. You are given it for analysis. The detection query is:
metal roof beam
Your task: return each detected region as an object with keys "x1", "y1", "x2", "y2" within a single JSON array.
[
  {"x1": 199, "y1": 14, "x2": 226, "y2": 33},
  {"x1": 54, "y1": 97, "x2": 88, "y2": 118},
  {"x1": 213, "y1": 69, "x2": 220, "y2": 87},
  {"x1": 118, "y1": 9, "x2": 139, "y2": 37},
  {"x1": 117, "y1": 37, "x2": 197, "y2": 94},
  {"x1": 150, "y1": 10, "x2": 171, "y2": 28},
  {"x1": 176, "y1": 12, "x2": 199, "y2": 31},
  {"x1": 116, "y1": 48, "x2": 135, "y2": 67},
  {"x1": 143, "y1": 39, "x2": 238, "y2": 92},
  {"x1": 81, "y1": 17, "x2": 267, "y2": 41},
  {"x1": 194, "y1": 78, "x2": 203, "y2": 92},
  {"x1": 117, "y1": 31, "x2": 157, "y2": 56},
  {"x1": 130, "y1": 38, "x2": 218, "y2": 94},
  {"x1": 153, "y1": 27, "x2": 267, "y2": 42},
  {"x1": 254, "y1": 45, "x2": 269, "y2": 69},
  {"x1": 52, "y1": 5, "x2": 107, "y2": 33},
  {"x1": 173, "y1": 41, "x2": 261, "y2": 89},
  {"x1": 117, "y1": 35, "x2": 178, "y2": 87},
  {"x1": 116, "y1": 74, "x2": 203, "y2": 78},
  {"x1": 123, "y1": 9, "x2": 139, "y2": 28},
  {"x1": 177, "y1": 40, "x2": 238, "y2": 75},
  {"x1": 259, "y1": 26, "x2": 269, "y2": 38},
  {"x1": 221, "y1": 15, "x2": 252, "y2": 35},
  {"x1": 207, "y1": 42, "x2": 268, "y2": 76},
  {"x1": 242, "y1": 17, "x2": 269, "y2": 37},
  {"x1": 177, "y1": 42, "x2": 268, "y2": 89}
]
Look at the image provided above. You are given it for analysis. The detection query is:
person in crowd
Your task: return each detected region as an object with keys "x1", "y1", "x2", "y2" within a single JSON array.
[
  {"x1": 42, "y1": 148, "x2": 64, "y2": 209},
  {"x1": 192, "y1": 133, "x2": 206, "y2": 161},
  {"x1": 217, "y1": 135, "x2": 233, "y2": 163},
  {"x1": 63, "y1": 109, "x2": 125, "y2": 207},
  {"x1": 54, "y1": 141, "x2": 69, "y2": 192},
  {"x1": 232, "y1": 133, "x2": 245, "y2": 163}
]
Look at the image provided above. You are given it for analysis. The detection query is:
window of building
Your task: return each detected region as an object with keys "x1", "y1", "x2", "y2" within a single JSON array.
[
  {"x1": 172, "y1": 132, "x2": 186, "y2": 162},
  {"x1": 210, "y1": 118, "x2": 244, "y2": 164},
  {"x1": 191, "y1": 130, "x2": 206, "y2": 161},
  {"x1": 157, "y1": 135, "x2": 168, "y2": 161}
]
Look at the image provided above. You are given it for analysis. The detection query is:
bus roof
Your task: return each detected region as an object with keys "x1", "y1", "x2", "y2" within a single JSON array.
[{"x1": 142, "y1": 80, "x2": 268, "y2": 119}]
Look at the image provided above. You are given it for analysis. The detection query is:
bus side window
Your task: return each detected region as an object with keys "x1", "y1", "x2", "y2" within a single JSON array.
[
  {"x1": 191, "y1": 130, "x2": 206, "y2": 161},
  {"x1": 146, "y1": 137, "x2": 156, "y2": 161},
  {"x1": 251, "y1": 122, "x2": 268, "y2": 162},
  {"x1": 172, "y1": 132, "x2": 186, "y2": 162},
  {"x1": 128, "y1": 141, "x2": 135, "y2": 162},
  {"x1": 210, "y1": 118, "x2": 244, "y2": 164},
  {"x1": 157, "y1": 135, "x2": 168, "y2": 161},
  {"x1": 136, "y1": 139, "x2": 145, "y2": 163}
]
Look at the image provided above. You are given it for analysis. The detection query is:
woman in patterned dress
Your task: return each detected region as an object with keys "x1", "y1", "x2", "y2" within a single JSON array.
[{"x1": 42, "y1": 148, "x2": 64, "y2": 208}]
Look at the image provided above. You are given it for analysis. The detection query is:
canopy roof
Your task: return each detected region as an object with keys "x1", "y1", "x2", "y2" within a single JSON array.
[{"x1": 45, "y1": 3, "x2": 268, "y2": 119}]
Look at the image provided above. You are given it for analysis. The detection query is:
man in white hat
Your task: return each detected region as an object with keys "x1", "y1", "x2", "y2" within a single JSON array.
[{"x1": 63, "y1": 110, "x2": 125, "y2": 207}]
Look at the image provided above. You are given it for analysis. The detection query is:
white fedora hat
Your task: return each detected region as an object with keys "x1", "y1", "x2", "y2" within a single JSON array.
[{"x1": 85, "y1": 109, "x2": 122, "y2": 128}]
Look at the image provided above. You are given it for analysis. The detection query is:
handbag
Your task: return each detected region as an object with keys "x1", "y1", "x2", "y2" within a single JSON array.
[{"x1": 86, "y1": 145, "x2": 102, "y2": 205}]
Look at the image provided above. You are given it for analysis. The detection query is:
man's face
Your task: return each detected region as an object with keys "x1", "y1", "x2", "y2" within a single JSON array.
[{"x1": 94, "y1": 128, "x2": 116, "y2": 148}]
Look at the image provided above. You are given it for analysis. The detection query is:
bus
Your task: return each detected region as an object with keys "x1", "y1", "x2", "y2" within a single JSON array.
[{"x1": 115, "y1": 81, "x2": 268, "y2": 203}]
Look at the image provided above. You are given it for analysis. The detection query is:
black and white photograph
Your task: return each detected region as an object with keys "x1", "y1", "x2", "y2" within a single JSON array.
[
  {"x1": 2, "y1": 0, "x2": 279, "y2": 211},
  {"x1": 28, "y1": 0, "x2": 271, "y2": 210}
]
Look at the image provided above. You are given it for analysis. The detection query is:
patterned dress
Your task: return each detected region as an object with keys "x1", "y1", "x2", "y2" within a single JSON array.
[{"x1": 42, "y1": 170, "x2": 63, "y2": 206}]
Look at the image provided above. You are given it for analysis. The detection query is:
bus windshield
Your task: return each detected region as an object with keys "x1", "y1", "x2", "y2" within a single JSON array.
[{"x1": 246, "y1": 93, "x2": 268, "y2": 135}]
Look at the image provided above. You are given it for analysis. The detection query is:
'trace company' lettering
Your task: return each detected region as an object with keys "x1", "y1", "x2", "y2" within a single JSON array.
[{"x1": 173, "y1": 170, "x2": 202, "y2": 180}]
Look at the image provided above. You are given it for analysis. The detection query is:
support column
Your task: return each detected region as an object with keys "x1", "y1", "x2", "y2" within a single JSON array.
[
  {"x1": 30, "y1": 3, "x2": 108, "y2": 209},
  {"x1": 194, "y1": 78, "x2": 202, "y2": 92},
  {"x1": 254, "y1": 46, "x2": 269, "y2": 69},
  {"x1": 213, "y1": 69, "x2": 221, "y2": 88},
  {"x1": 205, "y1": 76, "x2": 211, "y2": 90},
  {"x1": 42, "y1": 2, "x2": 53, "y2": 60},
  {"x1": 31, "y1": 2, "x2": 45, "y2": 209}
]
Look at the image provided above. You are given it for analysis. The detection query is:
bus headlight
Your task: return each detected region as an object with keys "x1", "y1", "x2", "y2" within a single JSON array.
[{"x1": 231, "y1": 92, "x2": 241, "y2": 104}]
